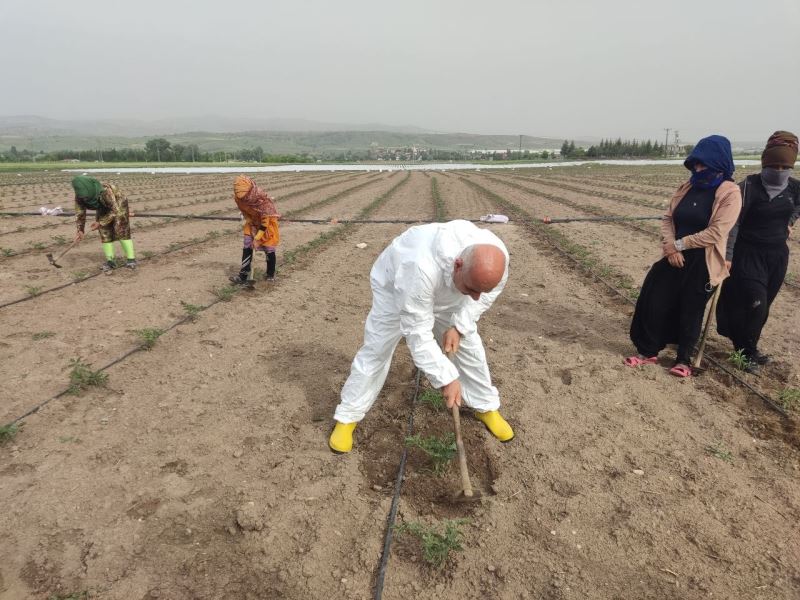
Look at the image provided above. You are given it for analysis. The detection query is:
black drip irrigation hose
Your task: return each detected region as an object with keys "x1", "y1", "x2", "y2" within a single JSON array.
[
  {"x1": 373, "y1": 369, "x2": 421, "y2": 600},
  {"x1": 0, "y1": 210, "x2": 663, "y2": 225},
  {"x1": 6, "y1": 310, "x2": 200, "y2": 427}
]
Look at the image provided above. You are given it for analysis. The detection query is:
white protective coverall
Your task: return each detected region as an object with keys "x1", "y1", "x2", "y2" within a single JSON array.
[{"x1": 334, "y1": 220, "x2": 509, "y2": 423}]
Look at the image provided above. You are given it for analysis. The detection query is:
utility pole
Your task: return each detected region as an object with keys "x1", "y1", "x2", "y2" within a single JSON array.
[
  {"x1": 674, "y1": 130, "x2": 680, "y2": 154},
  {"x1": 663, "y1": 128, "x2": 671, "y2": 158}
]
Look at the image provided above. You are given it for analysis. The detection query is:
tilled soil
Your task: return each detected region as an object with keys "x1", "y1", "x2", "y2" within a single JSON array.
[{"x1": 0, "y1": 168, "x2": 798, "y2": 600}]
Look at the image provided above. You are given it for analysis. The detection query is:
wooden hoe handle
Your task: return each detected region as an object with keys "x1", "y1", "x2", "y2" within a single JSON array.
[{"x1": 451, "y1": 404, "x2": 474, "y2": 497}]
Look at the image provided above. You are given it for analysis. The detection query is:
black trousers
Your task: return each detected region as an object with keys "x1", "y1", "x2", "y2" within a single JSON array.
[
  {"x1": 630, "y1": 249, "x2": 713, "y2": 363},
  {"x1": 238, "y1": 247, "x2": 277, "y2": 279},
  {"x1": 716, "y1": 241, "x2": 788, "y2": 355}
]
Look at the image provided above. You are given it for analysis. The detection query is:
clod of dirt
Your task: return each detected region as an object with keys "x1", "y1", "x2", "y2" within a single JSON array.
[
  {"x1": 355, "y1": 242, "x2": 367, "y2": 249},
  {"x1": 235, "y1": 502, "x2": 265, "y2": 531}
]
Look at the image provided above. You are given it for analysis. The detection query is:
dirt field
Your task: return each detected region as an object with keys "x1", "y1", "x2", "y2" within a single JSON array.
[{"x1": 1, "y1": 166, "x2": 798, "y2": 599}]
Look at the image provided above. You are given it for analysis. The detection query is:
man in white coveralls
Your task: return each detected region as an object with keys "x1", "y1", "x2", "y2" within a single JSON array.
[{"x1": 329, "y1": 219, "x2": 514, "y2": 453}]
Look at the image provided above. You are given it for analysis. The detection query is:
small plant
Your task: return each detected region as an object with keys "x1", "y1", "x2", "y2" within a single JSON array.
[
  {"x1": 67, "y1": 358, "x2": 108, "y2": 395},
  {"x1": 778, "y1": 388, "x2": 800, "y2": 412},
  {"x1": 212, "y1": 284, "x2": 238, "y2": 302},
  {"x1": 25, "y1": 285, "x2": 42, "y2": 297},
  {"x1": 728, "y1": 349, "x2": 754, "y2": 371},
  {"x1": 181, "y1": 301, "x2": 203, "y2": 320},
  {"x1": 48, "y1": 592, "x2": 88, "y2": 600},
  {"x1": 1, "y1": 247, "x2": 15, "y2": 256},
  {"x1": 394, "y1": 519, "x2": 468, "y2": 568},
  {"x1": 52, "y1": 235, "x2": 67, "y2": 245},
  {"x1": 30, "y1": 241, "x2": 46, "y2": 250},
  {"x1": 140, "y1": 250, "x2": 155, "y2": 259},
  {"x1": 133, "y1": 327, "x2": 165, "y2": 349},
  {"x1": 59, "y1": 435, "x2": 80, "y2": 444},
  {"x1": 705, "y1": 441, "x2": 733, "y2": 463},
  {"x1": 405, "y1": 433, "x2": 456, "y2": 475},
  {"x1": 0, "y1": 422, "x2": 21, "y2": 444},
  {"x1": 72, "y1": 270, "x2": 89, "y2": 280},
  {"x1": 785, "y1": 271, "x2": 797, "y2": 284},
  {"x1": 32, "y1": 331, "x2": 56, "y2": 340},
  {"x1": 418, "y1": 388, "x2": 445, "y2": 412}
]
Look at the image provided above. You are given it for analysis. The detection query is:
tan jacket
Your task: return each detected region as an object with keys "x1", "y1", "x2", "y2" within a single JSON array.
[{"x1": 660, "y1": 180, "x2": 741, "y2": 286}]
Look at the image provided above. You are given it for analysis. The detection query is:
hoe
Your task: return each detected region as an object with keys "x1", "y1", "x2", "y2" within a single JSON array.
[{"x1": 46, "y1": 238, "x2": 80, "y2": 268}]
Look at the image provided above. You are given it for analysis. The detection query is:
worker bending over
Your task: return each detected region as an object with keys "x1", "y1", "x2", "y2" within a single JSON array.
[
  {"x1": 230, "y1": 175, "x2": 280, "y2": 284},
  {"x1": 330, "y1": 219, "x2": 514, "y2": 453},
  {"x1": 71, "y1": 175, "x2": 136, "y2": 271}
]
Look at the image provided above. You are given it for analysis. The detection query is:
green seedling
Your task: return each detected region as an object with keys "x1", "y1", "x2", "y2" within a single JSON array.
[
  {"x1": 405, "y1": 433, "x2": 456, "y2": 475},
  {"x1": 728, "y1": 349, "x2": 754, "y2": 372},
  {"x1": 394, "y1": 519, "x2": 468, "y2": 568},
  {"x1": 48, "y1": 592, "x2": 88, "y2": 600},
  {"x1": 67, "y1": 358, "x2": 108, "y2": 395},
  {"x1": 32, "y1": 331, "x2": 55, "y2": 340},
  {"x1": 212, "y1": 285, "x2": 238, "y2": 302},
  {"x1": 72, "y1": 270, "x2": 89, "y2": 281},
  {"x1": 30, "y1": 241, "x2": 46, "y2": 250},
  {"x1": 418, "y1": 388, "x2": 445, "y2": 412},
  {"x1": 1, "y1": 248, "x2": 15, "y2": 256},
  {"x1": 51, "y1": 235, "x2": 67, "y2": 245},
  {"x1": 140, "y1": 250, "x2": 155, "y2": 259},
  {"x1": 705, "y1": 441, "x2": 733, "y2": 463},
  {"x1": 778, "y1": 388, "x2": 800, "y2": 412},
  {"x1": 180, "y1": 301, "x2": 203, "y2": 320},
  {"x1": 25, "y1": 285, "x2": 42, "y2": 297},
  {"x1": 59, "y1": 435, "x2": 80, "y2": 444},
  {"x1": 0, "y1": 423, "x2": 21, "y2": 444},
  {"x1": 133, "y1": 327, "x2": 165, "y2": 349}
]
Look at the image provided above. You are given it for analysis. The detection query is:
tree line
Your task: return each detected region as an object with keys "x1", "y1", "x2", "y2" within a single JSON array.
[
  {"x1": 0, "y1": 138, "x2": 315, "y2": 164},
  {"x1": 561, "y1": 138, "x2": 694, "y2": 159}
]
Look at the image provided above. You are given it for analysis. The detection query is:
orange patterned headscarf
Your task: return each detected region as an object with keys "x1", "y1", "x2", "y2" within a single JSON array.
[
  {"x1": 234, "y1": 175, "x2": 253, "y2": 200},
  {"x1": 233, "y1": 175, "x2": 278, "y2": 217}
]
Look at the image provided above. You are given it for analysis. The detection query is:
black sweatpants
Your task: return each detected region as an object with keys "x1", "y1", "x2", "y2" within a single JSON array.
[
  {"x1": 630, "y1": 249, "x2": 713, "y2": 364},
  {"x1": 716, "y1": 241, "x2": 788, "y2": 355},
  {"x1": 238, "y1": 247, "x2": 277, "y2": 279}
]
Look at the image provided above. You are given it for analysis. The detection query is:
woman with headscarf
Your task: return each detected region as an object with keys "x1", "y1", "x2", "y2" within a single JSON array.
[
  {"x1": 716, "y1": 131, "x2": 799, "y2": 371},
  {"x1": 229, "y1": 175, "x2": 280, "y2": 284},
  {"x1": 625, "y1": 135, "x2": 742, "y2": 377},
  {"x1": 71, "y1": 175, "x2": 136, "y2": 271}
]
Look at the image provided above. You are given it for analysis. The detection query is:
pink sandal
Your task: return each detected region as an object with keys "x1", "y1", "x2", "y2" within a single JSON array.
[
  {"x1": 624, "y1": 355, "x2": 658, "y2": 367},
  {"x1": 669, "y1": 364, "x2": 692, "y2": 378}
]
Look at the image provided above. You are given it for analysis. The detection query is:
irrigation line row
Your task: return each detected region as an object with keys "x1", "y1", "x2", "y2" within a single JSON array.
[
  {"x1": 373, "y1": 370, "x2": 421, "y2": 600},
  {"x1": 462, "y1": 177, "x2": 791, "y2": 419},
  {"x1": 3, "y1": 172, "x2": 413, "y2": 429},
  {"x1": 0, "y1": 210, "x2": 664, "y2": 224},
  {"x1": 0, "y1": 174, "x2": 394, "y2": 309},
  {"x1": 473, "y1": 173, "x2": 800, "y2": 292}
]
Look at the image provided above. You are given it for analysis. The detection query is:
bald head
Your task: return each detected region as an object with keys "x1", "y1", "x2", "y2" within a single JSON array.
[{"x1": 453, "y1": 244, "x2": 506, "y2": 300}]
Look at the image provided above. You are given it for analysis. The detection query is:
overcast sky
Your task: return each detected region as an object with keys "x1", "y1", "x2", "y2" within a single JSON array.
[{"x1": 0, "y1": 0, "x2": 798, "y2": 141}]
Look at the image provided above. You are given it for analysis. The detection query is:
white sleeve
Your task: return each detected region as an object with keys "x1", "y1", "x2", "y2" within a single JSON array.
[
  {"x1": 395, "y1": 262, "x2": 459, "y2": 388},
  {"x1": 449, "y1": 260, "x2": 509, "y2": 335}
]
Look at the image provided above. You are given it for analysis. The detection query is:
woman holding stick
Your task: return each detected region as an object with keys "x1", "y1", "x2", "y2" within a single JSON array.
[{"x1": 625, "y1": 135, "x2": 741, "y2": 377}]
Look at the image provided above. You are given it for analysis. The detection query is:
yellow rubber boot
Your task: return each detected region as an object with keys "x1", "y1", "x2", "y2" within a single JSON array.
[
  {"x1": 329, "y1": 422, "x2": 357, "y2": 453},
  {"x1": 475, "y1": 410, "x2": 514, "y2": 442}
]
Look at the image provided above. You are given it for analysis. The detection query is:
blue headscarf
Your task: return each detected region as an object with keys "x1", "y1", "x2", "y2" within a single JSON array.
[{"x1": 684, "y1": 135, "x2": 735, "y2": 189}]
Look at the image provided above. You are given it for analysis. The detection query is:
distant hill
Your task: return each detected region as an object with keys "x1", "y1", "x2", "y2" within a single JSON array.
[{"x1": 0, "y1": 116, "x2": 575, "y2": 154}]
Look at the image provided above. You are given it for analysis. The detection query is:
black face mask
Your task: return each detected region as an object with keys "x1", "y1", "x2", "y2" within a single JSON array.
[{"x1": 761, "y1": 167, "x2": 791, "y2": 188}]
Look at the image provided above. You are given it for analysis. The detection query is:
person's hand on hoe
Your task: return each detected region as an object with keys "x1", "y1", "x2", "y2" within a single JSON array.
[
  {"x1": 90, "y1": 222, "x2": 101, "y2": 231},
  {"x1": 441, "y1": 327, "x2": 463, "y2": 409},
  {"x1": 74, "y1": 230, "x2": 85, "y2": 243}
]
